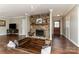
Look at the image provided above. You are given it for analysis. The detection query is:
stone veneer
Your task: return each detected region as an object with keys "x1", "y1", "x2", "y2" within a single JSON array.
[
  {"x1": 31, "y1": 24, "x2": 48, "y2": 38},
  {"x1": 30, "y1": 14, "x2": 50, "y2": 39}
]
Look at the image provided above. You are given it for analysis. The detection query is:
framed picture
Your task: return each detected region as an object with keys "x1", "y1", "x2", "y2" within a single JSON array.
[
  {"x1": 36, "y1": 18, "x2": 42, "y2": 24},
  {"x1": 0, "y1": 20, "x2": 6, "y2": 26}
]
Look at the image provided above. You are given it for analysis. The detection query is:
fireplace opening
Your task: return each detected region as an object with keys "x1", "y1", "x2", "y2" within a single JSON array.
[{"x1": 36, "y1": 30, "x2": 44, "y2": 37}]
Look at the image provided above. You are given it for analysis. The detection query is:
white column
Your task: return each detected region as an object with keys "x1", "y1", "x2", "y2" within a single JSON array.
[
  {"x1": 49, "y1": 9, "x2": 53, "y2": 40},
  {"x1": 78, "y1": 6, "x2": 79, "y2": 47},
  {"x1": 25, "y1": 14, "x2": 30, "y2": 37}
]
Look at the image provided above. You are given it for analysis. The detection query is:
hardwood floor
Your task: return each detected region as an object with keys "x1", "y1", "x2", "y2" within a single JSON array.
[
  {"x1": 0, "y1": 35, "x2": 45, "y2": 54},
  {"x1": 0, "y1": 35, "x2": 79, "y2": 54},
  {"x1": 51, "y1": 35, "x2": 79, "y2": 54},
  {"x1": 0, "y1": 35, "x2": 31, "y2": 54}
]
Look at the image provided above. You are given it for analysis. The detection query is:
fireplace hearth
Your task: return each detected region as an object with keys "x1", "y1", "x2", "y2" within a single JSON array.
[{"x1": 36, "y1": 30, "x2": 44, "y2": 37}]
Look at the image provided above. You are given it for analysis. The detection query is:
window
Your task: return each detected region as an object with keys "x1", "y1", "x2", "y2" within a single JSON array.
[{"x1": 54, "y1": 21, "x2": 60, "y2": 28}]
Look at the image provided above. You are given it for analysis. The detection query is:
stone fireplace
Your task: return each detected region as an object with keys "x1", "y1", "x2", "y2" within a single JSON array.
[
  {"x1": 30, "y1": 14, "x2": 50, "y2": 39},
  {"x1": 30, "y1": 25, "x2": 49, "y2": 38}
]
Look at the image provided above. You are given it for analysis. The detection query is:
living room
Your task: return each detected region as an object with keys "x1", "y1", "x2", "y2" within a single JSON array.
[
  {"x1": 0, "y1": 4, "x2": 52, "y2": 54},
  {"x1": 0, "y1": 4, "x2": 79, "y2": 54}
]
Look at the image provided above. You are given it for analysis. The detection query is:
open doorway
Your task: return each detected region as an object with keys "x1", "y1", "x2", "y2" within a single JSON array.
[{"x1": 53, "y1": 20, "x2": 60, "y2": 36}]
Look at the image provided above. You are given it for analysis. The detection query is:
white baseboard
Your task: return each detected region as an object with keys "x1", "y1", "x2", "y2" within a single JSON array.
[
  {"x1": 63, "y1": 35, "x2": 79, "y2": 47},
  {"x1": 68, "y1": 38, "x2": 79, "y2": 47},
  {"x1": 0, "y1": 34, "x2": 7, "y2": 35}
]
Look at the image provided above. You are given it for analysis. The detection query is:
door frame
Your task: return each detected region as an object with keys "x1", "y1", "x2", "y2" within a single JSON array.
[{"x1": 53, "y1": 20, "x2": 61, "y2": 35}]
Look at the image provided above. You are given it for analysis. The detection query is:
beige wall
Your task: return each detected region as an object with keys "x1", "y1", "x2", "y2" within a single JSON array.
[{"x1": 62, "y1": 6, "x2": 79, "y2": 47}]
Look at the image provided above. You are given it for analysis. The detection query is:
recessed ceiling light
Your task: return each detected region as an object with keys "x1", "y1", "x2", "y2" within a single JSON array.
[{"x1": 57, "y1": 14, "x2": 60, "y2": 16}]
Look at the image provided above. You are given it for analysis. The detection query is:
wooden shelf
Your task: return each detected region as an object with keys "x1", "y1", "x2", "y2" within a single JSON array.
[{"x1": 31, "y1": 23, "x2": 48, "y2": 26}]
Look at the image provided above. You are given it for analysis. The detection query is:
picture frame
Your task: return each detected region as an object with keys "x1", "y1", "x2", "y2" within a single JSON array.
[
  {"x1": 0, "y1": 20, "x2": 6, "y2": 26},
  {"x1": 36, "y1": 18, "x2": 43, "y2": 24}
]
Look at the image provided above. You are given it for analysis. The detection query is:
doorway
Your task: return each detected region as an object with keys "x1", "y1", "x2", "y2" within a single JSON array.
[{"x1": 53, "y1": 20, "x2": 60, "y2": 36}]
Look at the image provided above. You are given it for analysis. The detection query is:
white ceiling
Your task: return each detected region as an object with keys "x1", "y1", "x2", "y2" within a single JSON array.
[{"x1": 0, "y1": 4, "x2": 75, "y2": 17}]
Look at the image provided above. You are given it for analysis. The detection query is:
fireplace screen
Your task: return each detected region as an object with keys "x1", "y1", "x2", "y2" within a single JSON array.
[{"x1": 36, "y1": 30, "x2": 44, "y2": 37}]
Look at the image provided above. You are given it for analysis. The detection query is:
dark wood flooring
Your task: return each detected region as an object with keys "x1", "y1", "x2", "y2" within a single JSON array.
[
  {"x1": 0, "y1": 35, "x2": 79, "y2": 54},
  {"x1": 51, "y1": 35, "x2": 79, "y2": 54},
  {"x1": 0, "y1": 35, "x2": 31, "y2": 54}
]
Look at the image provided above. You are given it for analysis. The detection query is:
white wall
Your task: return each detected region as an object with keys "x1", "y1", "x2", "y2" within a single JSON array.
[
  {"x1": 0, "y1": 18, "x2": 9, "y2": 35},
  {"x1": 8, "y1": 18, "x2": 19, "y2": 29},
  {"x1": 62, "y1": 14, "x2": 71, "y2": 40},
  {"x1": 9, "y1": 16, "x2": 30, "y2": 36},
  {"x1": 8, "y1": 18, "x2": 21, "y2": 34},
  {"x1": 2, "y1": 16, "x2": 30, "y2": 36},
  {"x1": 62, "y1": 6, "x2": 79, "y2": 47}
]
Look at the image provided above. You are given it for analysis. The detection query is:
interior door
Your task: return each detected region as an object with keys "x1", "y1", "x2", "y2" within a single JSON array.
[{"x1": 54, "y1": 21, "x2": 60, "y2": 36}]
